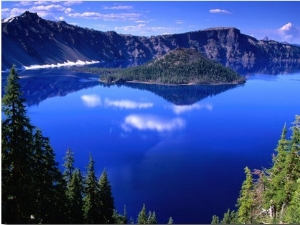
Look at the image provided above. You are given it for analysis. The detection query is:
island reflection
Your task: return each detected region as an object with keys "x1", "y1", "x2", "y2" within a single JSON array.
[{"x1": 1, "y1": 61, "x2": 299, "y2": 106}]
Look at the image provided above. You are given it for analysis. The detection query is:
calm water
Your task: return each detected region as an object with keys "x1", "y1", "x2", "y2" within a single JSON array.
[{"x1": 2, "y1": 68, "x2": 300, "y2": 223}]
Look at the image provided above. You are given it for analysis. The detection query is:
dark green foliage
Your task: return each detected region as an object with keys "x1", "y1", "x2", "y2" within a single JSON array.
[
  {"x1": 83, "y1": 154, "x2": 102, "y2": 223},
  {"x1": 63, "y1": 147, "x2": 75, "y2": 184},
  {"x1": 112, "y1": 207, "x2": 127, "y2": 224},
  {"x1": 80, "y1": 48, "x2": 245, "y2": 85},
  {"x1": 31, "y1": 128, "x2": 68, "y2": 223},
  {"x1": 2, "y1": 66, "x2": 67, "y2": 223},
  {"x1": 99, "y1": 169, "x2": 115, "y2": 223},
  {"x1": 66, "y1": 169, "x2": 84, "y2": 223},
  {"x1": 2, "y1": 66, "x2": 35, "y2": 223}
]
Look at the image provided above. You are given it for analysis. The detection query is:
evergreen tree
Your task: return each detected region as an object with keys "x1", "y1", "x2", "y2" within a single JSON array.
[
  {"x1": 2, "y1": 66, "x2": 35, "y2": 223},
  {"x1": 147, "y1": 211, "x2": 157, "y2": 224},
  {"x1": 99, "y1": 169, "x2": 115, "y2": 223},
  {"x1": 31, "y1": 128, "x2": 67, "y2": 223},
  {"x1": 284, "y1": 179, "x2": 300, "y2": 223},
  {"x1": 237, "y1": 167, "x2": 255, "y2": 224},
  {"x1": 211, "y1": 215, "x2": 219, "y2": 224},
  {"x1": 63, "y1": 148, "x2": 75, "y2": 184},
  {"x1": 83, "y1": 154, "x2": 101, "y2": 223},
  {"x1": 167, "y1": 216, "x2": 174, "y2": 224},
  {"x1": 112, "y1": 208, "x2": 127, "y2": 224},
  {"x1": 66, "y1": 169, "x2": 84, "y2": 223},
  {"x1": 264, "y1": 119, "x2": 300, "y2": 223},
  {"x1": 137, "y1": 204, "x2": 147, "y2": 224},
  {"x1": 219, "y1": 208, "x2": 237, "y2": 224}
]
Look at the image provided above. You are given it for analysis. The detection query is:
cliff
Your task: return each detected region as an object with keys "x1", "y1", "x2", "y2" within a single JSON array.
[{"x1": 2, "y1": 11, "x2": 300, "y2": 71}]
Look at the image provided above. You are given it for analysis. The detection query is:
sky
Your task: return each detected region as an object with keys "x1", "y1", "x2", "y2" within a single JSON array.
[{"x1": 1, "y1": 1, "x2": 300, "y2": 44}]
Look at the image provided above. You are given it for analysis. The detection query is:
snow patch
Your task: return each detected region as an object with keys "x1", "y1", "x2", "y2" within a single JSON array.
[{"x1": 22, "y1": 60, "x2": 101, "y2": 70}]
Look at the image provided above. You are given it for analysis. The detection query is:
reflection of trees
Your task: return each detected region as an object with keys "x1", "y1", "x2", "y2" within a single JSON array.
[
  {"x1": 102, "y1": 82, "x2": 242, "y2": 105},
  {"x1": 230, "y1": 61, "x2": 300, "y2": 75},
  {"x1": 2, "y1": 60, "x2": 299, "y2": 106}
]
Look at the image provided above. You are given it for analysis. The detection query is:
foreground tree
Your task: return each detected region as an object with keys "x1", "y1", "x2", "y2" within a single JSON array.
[
  {"x1": 2, "y1": 66, "x2": 36, "y2": 223},
  {"x1": 31, "y1": 128, "x2": 68, "y2": 223},
  {"x1": 2, "y1": 66, "x2": 66, "y2": 223},
  {"x1": 83, "y1": 154, "x2": 101, "y2": 223},
  {"x1": 99, "y1": 169, "x2": 115, "y2": 223},
  {"x1": 237, "y1": 167, "x2": 255, "y2": 224},
  {"x1": 66, "y1": 169, "x2": 84, "y2": 223},
  {"x1": 63, "y1": 148, "x2": 75, "y2": 184}
]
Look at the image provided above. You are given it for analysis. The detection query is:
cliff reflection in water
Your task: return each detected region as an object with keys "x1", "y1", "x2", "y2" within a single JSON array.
[
  {"x1": 2, "y1": 61, "x2": 299, "y2": 106},
  {"x1": 1, "y1": 69, "x2": 100, "y2": 106}
]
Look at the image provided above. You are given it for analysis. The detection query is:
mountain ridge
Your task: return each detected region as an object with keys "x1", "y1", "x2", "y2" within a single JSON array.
[{"x1": 2, "y1": 11, "x2": 300, "y2": 71}]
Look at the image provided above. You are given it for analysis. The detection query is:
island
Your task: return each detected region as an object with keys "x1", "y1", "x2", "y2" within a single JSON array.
[{"x1": 98, "y1": 48, "x2": 246, "y2": 85}]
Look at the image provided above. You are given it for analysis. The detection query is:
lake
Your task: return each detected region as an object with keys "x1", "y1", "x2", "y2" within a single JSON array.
[{"x1": 2, "y1": 67, "x2": 300, "y2": 223}]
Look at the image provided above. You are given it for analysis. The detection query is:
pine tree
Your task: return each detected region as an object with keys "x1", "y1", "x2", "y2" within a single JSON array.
[
  {"x1": 284, "y1": 179, "x2": 300, "y2": 223},
  {"x1": 168, "y1": 216, "x2": 174, "y2": 224},
  {"x1": 211, "y1": 215, "x2": 219, "y2": 224},
  {"x1": 83, "y1": 154, "x2": 101, "y2": 223},
  {"x1": 2, "y1": 66, "x2": 35, "y2": 223},
  {"x1": 258, "y1": 116, "x2": 300, "y2": 223},
  {"x1": 32, "y1": 128, "x2": 68, "y2": 223},
  {"x1": 147, "y1": 211, "x2": 157, "y2": 224},
  {"x1": 237, "y1": 167, "x2": 255, "y2": 224},
  {"x1": 263, "y1": 124, "x2": 289, "y2": 221},
  {"x1": 220, "y1": 208, "x2": 237, "y2": 224},
  {"x1": 63, "y1": 148, "x2": 75, "y2": 184},
  {"x1": 66, "y1": 169, "x2": 84, "y2": 223},
  {"x1": 137, "y1": 204, "x2": 147, "y2": 224},
  {"x1": 99, "y1": 169, "x2": 115, "y2": 223}
]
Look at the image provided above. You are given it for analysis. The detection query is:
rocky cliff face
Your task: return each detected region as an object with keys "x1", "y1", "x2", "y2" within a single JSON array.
[{"x1": 2, "y1": 11, "x2": 300, "y2": 72}]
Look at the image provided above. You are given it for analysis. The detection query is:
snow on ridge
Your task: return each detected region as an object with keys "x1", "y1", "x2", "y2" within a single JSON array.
[{"x1": 23, "y1": 60, "x2": 101, "y2": 70}]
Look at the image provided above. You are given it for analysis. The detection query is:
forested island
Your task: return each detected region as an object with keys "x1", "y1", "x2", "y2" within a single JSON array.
[{"x1": 82, "y1": 48, "x2": 245, "y2": 85}]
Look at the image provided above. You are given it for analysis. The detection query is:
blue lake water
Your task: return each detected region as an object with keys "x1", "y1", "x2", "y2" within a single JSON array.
[{"x1": 2, "y1": 68, "x2": 300, "y2": 223}]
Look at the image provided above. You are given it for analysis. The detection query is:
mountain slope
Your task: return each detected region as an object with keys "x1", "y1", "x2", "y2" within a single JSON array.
[{"x1": 2, "y1": 11, "x2": 300, "y2": 71}]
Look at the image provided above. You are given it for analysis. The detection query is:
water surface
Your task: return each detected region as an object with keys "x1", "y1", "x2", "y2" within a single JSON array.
[{"x1": 2, "y1": 68, "x2": 300, "y2": 223}]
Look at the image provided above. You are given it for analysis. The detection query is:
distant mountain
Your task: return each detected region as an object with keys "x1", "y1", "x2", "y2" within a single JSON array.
[
  {"x1": 2, "y1": 11, "x2": 300, "y2": 72},
  {"x1": 98, "y1": 48, "x2": 245, "y2": 85}
]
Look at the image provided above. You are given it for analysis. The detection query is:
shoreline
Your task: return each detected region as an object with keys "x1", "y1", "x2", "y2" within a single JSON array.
[{"x1": 99, "y1": 78, "x2": 246, "y2": 86}]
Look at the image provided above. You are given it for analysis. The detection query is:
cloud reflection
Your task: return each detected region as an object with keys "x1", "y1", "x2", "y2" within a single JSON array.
[
  {"x1": 171, "y1": 103, "x2": 213, "y2": 115},
  {"x1": 105, "y1": 99, "x2": 153, "y2": 109},
  {"x1": 122, "y1": 114, "x2": 185, "y2": 132},
  {"x1": 81, "y1": 94, "x2": 101, "y2": 107}
]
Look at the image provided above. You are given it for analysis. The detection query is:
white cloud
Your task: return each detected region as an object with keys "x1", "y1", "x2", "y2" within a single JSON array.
[
  {"x1": 81, "y1": 94, "x2": 101, "y2": 107},
  {"x1": 105, "y1": 99, "x2": 153, "y2": 109},
  {"x1": 278, "y1": 22, "x2": 300, "y2": 43},
  {"x1": 68, "y1": 12, "x2": 141, "y2": 21},
  {"x1": 175, "y1": 20, "x2": 184, "y2": 25},
  {"x1": 122, "y1": 114, "x2": 185, "y2": 132},
  {"x1": 104, "y1": 5, "x2": 133, "y2": 10},
  {"x1": 171, "y1": 103, "x2": 213, "y2": 115},
  {"x1": 63, "y1": 1, "x2": 83, "y2": 7},
  {"x1": 115, "y1": 23, "x2": 181, "y2": 35},
  {"x1": 209, "y1": 9, "x2": 232, "y2": 14}
]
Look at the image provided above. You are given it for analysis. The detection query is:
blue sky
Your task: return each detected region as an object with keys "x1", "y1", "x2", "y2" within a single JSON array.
[{"x1": 2, "y1": 1, "x2": 300, "y2": 44}]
